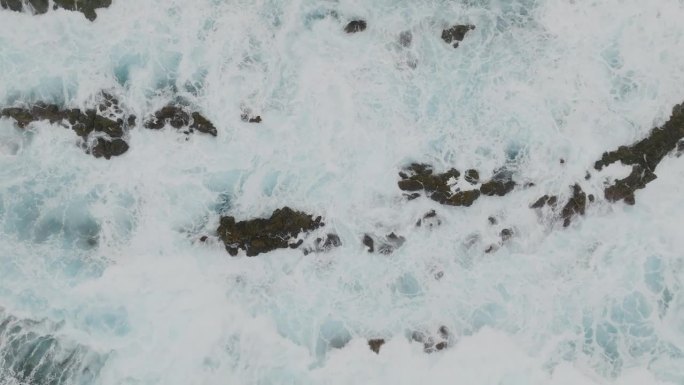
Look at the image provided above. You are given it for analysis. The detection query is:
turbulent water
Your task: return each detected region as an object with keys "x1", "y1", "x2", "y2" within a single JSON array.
[{"x1": 1, "y1": 0, "x2": 684, "y2": 384}]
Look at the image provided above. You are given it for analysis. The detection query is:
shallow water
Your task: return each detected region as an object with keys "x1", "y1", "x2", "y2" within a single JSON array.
[{"x1": 1, "y1": 0, "x2": 684, "y2": 384}]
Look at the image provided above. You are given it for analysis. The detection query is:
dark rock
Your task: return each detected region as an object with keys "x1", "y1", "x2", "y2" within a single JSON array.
[
  {"x1": 398, "y1": 179, "x2": 424, "y2": 191},
  {"x1": 594, "y1": 103, "x2": 684, "y2": 204},
  {"x1": 362, "y1": 234, "x2": 374, "y2": 253},
  {"x1": 500, "y1": 228, "x2": 513, "y2": 242},
  {"x1": 480, "y1": 179, "x2": 515, "y2": 196},
  {"x1": 585, "y1": 171, "x2": 591, "y2": 180},
  {"x1": 530, "y1": 195, "x2": 550, "y2": 209},
  {"x1": 378, "y1": 232, "x2": 405, "y2": 254},
  {"x1": 547, "y1": 196, "x2": 558, "y2": 206},
  {"x1": 399, "y1": 31, "x2": 412, "y2": 47},
  {"x1": 90, "y1": 138, "x2": 129, "y2": 160},
  {"x1": 241, "y1": 112, "x2": 262, "y2": 123},
  {"x1": 464, "y1": 169, "x2": 479, "y2": 184},
  {"x1": 1, "y1": 96, "x2": 132, "y2": 158},
  {"x1": 441, "y1": 24, "x2": 475, "y2": 48},
  {"x1": 199, "y1": 236, "x2": 208, "y2": 242},
  {"x1": 488, "y1": 216, "x2": 497, "y2": 225},
  {"x1": 484, "y1": 245, "x2": 495, "y2": 253},
  {"x1": 368, "y1": 339, "x2": 385, "y2": 354},
  {"x1": 588, "y1": 194, "x2": 595, "y2": 202},
  {"x1": 216, "y1": 207, "x2": 323, "y2": 257},
  {"x1": 145, "y1": 106, "x2": 190, "y2": 130},
  {"x1": 344, "y1": 19, "x2": 366, "y2": 33},
  {"x1": 1, "y1": 0, "x2": 111, "y2": 20},
  {"x1": 190, "y1": 112, "x2": 218, "y2": 136},
  {"x1": 561, "y1": 184, "x2": 587, "y2": 227},
  {"x1": 560, "y1": 158, "x2": 565, "y2": 164}
]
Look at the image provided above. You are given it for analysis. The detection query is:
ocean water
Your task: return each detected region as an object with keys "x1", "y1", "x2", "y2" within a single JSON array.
[{"x1": 1, "y1": 0, "x2": 684, "y2": 384}]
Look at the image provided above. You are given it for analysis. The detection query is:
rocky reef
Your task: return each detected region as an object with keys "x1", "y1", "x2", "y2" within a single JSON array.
[
  {"x1": 216, "y1": 207, "x2": 324, "y2": 256},
  {"x1": 1, "y1": 93, "x2": 218, "y2": 159},
  {"x1": 594, "y1": 103, "x2": 684, "y2": 205},
  {"x1": 1, "y1": 94, "x2": 133, "y2": 159},
  {"x1": 145, "y1": 105, "x2": 217, "y2": 136},
  {"x1": 0, "y1": 0, "x2": 111, "y2": 20},
  {"x1": 397, "y1": 163, "x2": 515, "y2": 207}
]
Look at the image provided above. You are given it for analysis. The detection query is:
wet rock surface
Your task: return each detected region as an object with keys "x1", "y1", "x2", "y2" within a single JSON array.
[
  {"x1": 0, "y1": 0, "x2": 111, "y2": 20},
  {"x1": 397, "y1": 163, "x2": 516, "y2": 207},
  {"x1": 145, "y1": 105, "x2": 217, "y2": 136},
  {"x1": 368, "y1": 338, "x2": 385, "y2": 354},
  {"x1": 1, "y1": 93, "x2": 134, "y2": 159},
  {"x1": 441, "y1": 24, "x2": 475, "y2": 48},
  {"x1": 344, "y1": 19, "x2": 366, "y2": 33},
  {"x1": 594, "y1": 103, "x2": 684, "y2": 204},
  {"x1": 217, "y1": 207, "x2": 324, "y2": 257},
  {"x1": 303, "y1": 233, "x2": 342, "y2": 255}
]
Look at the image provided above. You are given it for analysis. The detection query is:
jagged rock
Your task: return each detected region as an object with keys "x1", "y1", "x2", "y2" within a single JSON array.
[
  {"x1": 488, "y1": 216, "x2": 497, "y2": 225},
  {"x1": 595, "y1": 103, "x2": 684, "y2": 204},
  {"x1": 216, "y1": 207, "x2": 323, "y2": 256},
  {"x1": 561, "y1": 184, "x2": 587, "y2": 227},
  {"x1": 91, "y1": 137, "x2": 128, "y2": 159},
  {"x1": 144, "y1": 105, "x2": 217, "y2": 136},
  {"x1": 368, "y1": 339, "x2": 385, "y2": 354},
  {"x1": 1, "y1": 95, "x2": 133, "y2": 159},
  {"x1": 0, "y1": 0, "x2": 111, "y2": 20},
  {"x1": 398, "y1": 163, "x2": 514, "y2": 206},
  {"x1": 441, "y1": 24, "x2": 475, "y2": 48},
  {"x1": 344, "y1": 19, "x2": 366, "y2": 33},
  {"x1": 479, "y1": 169, "x2": 516, "y2": 196},
  {"x1": 362, "y1": 234, "x2": 374, "y2": 252}
]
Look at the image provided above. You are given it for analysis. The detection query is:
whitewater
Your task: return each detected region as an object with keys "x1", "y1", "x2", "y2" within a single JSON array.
[{"x1": 1, "y1": 0, "x2": 684, "y2": 384}]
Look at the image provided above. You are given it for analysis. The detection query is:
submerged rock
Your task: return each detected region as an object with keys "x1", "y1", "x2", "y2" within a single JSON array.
[
  {"x1": 441, "y1": 24, "x2": 475, "y2": 48},
  {"x1": 304, "y1": 233, "x2": 342, "y2": 255},
  {"x1": 411, "y1": 326, "x2": 451, "y2": 353},
  {"x1": 344, "y1": 19, "x2": 366, "y2": 33},
  {"x1": 594, "y1": 103, "x2": 684, "y2": 204},
  {"x1": 217, "y1": 207, "x2": 324, "y2": 256},
  {"x1": 362, "y1": 232, "x2": 405, "y2": 254},
  {"x1": 0, "y1": 0, "x2": 111, "y2": 20}
]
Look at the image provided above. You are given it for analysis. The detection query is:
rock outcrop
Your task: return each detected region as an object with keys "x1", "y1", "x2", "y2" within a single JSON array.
[
  {"x1": 441, "y1": 24, "x2": 475, "y2": 48},
  {"x1": 594, "y1": 104, "x2": 684, "y2": 205},
  {"x1": 217, "y1": 207, "x2": 324, "y2": 256},
  {"x1": 144, "y1": 105, "x2": 217, "y2": 136},
  {"x1": 0, "y1": 0, "x2": 112, "y2": 20},
  {"x1": 1, "y1": 93, "x2": 133, "y2": 159},
  {"x1": 397, "y1": 163, "x2": 516, "y2": 207},
  {"x1": 344, "y1": 19, "x2": 366, "y2": 33}
]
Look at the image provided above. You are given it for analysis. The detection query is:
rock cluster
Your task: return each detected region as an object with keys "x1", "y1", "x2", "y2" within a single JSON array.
[
  {"x1": 145, "y1": 105, "x2": 217, "y2": 136},
  {"x1": 1, "y1": 94, "x2": 133, "y2": 159},
  {"x1": 397, "y1": 163, "x2": 515, "y2": 206},
  {"x1": 344, "y1": 19, "x2": 366, "y2": 33}
]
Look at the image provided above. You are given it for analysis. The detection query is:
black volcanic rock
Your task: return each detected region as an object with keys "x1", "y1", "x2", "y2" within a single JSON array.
[
  {"x1": 0, "y1": 0, "x2": 111, "y2": 20},
  {"x1": 595, "y1": 103, "x2": 684, "y2": 204},
  {"x1": 145, "y1": 105, "x2": 217, "y2": 136},
  {"x1": 1, "y1": 94, "x2": 133, "y2": 159},
  {"x1": 344, "y1": 19, "x2": 366, "y2": 33},
  {"x1": 217, "y1": 207, "x2": 324, "y2": 256},
  {"x1": 441, "y1": 24, "x2": 475, "y2": 48}
]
